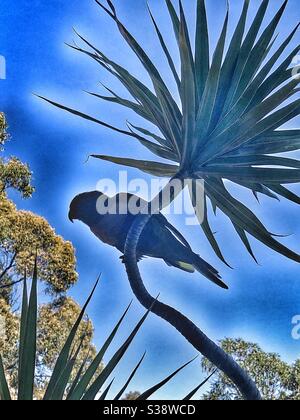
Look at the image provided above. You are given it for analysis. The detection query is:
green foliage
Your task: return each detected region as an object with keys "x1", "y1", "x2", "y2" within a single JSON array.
[
  {"x1": 43, "y1": 0, "x2": 300, "y2": 265},
  {"x1": 0, "y1": 113, "x2": 8, "y2": 149},
  {"x1": 289, "y1": 359, "x2": 300, "y2": 400},
  {"x1": 121, "y1": 391, "x2": 141, "y2": 400},
  {"x1": 0, "y1": 112, "x2": 33, "y2": 198},
  {"x1": 0, "y1": 194, "x2": 77, "y2": 295},
  {"x1": 0, "y1": 295, "x2": 98, "y2": 399},
  {"x1": 202, "y1": 338, "x2": 300, "y2": 400},
  {"x1": 0, "y1": 158, "x2": 34, "y2": 198},
  {"x1": 0, "y1": 113, "x2": 79, "y2": 394},
  {"x1": 35, "y1": 297, "x2": 99, "y2": 398},
  {"x1": 0, "y1": 298, "x2": 19, "y2": 393},
  {"x1": 0, "y1": 266, "x2": 209, "y2": 400},
  {"x1": 0, "y1": 114, "x2": 76, "y2": 296}
]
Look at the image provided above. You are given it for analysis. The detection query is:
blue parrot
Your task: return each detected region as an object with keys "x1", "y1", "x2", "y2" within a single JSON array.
[{"x1": 69, "y1": 191, "x2": 228, "y2": 289}]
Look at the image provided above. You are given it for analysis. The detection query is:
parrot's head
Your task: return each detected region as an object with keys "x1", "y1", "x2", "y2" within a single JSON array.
[
  {"x1": 69, "y1": 191, "x2": 148, "y2": 226},
  {"x1": 69, "y1": 191, "x2": 106, "y2": 225}
]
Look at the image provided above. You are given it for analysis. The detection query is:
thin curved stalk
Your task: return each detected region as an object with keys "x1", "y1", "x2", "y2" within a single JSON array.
[{"x1": 123, "y1": 180, "x2": 261, "y2": 401}]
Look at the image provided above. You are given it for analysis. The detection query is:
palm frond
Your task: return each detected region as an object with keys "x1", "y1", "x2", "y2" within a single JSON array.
[
  {"x1": 41, "y1": 0, "x2": 300, "y2": 264},
  {"x1": 91, "y1": 155, "x2": 178, "y2": 177}
]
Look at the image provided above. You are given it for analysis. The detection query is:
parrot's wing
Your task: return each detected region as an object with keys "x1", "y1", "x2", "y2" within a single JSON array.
[
  {"x1": 90, "y1": 213, "x2": 130, "y2": 248},
  {"x1": 151, "y1": 215, "x2": 228, "y2": 289},
  {"x1": 154, "y1": 214, "x2": 192, "y2": 250}
]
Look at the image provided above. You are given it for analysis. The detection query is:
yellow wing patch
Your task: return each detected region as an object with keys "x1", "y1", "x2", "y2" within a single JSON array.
[{"x1": 177, "y1": 262, "x2": 195, "y2": 273}]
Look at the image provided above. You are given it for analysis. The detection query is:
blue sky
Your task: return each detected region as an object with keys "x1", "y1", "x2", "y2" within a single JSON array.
[{"x1": 1, "y1": 0, "x2": 300, "y2": 399}]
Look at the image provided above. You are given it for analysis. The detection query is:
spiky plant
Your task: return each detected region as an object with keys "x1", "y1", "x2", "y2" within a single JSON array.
[
  {"x1": 0, "y1": 262, "x2": 209, "y2": 400},
  {"x1": 41, "y1": 0, "x2": 300, "y2": 264},
  {"x1": 38, "y1": 0, "x2": 300, "y2": 401}
]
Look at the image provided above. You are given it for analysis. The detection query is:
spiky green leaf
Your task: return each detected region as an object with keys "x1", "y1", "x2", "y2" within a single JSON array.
[
  {"x1": 182, "y1": 369, "x2": 217, "y2": 400},
  {"x1": 68, "y1": 301, "x2": 132, "y2": 400},
  {"x1": 114, "y1": 352, "x2": 146, "y2": 400},
  {"x1": 136, "y1": 357, "x2": 198, "y2": 400},
  {"x1": 18, "y1": 259, "x2": 38, "y2": 401},
  {"x1": 82, "y1": 301, "x2": 155, "y2": 400},
  {"x1": 44, "y1": 278, "x2": 99, "y2": 400},
  {"x1": 91, "y1": 155, "x2": 179, "y2": 177}
]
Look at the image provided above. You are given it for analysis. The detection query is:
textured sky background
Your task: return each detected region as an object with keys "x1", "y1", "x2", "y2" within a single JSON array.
[{"x1": 1, "y1": 0, "x2": 300, "y2": 399}]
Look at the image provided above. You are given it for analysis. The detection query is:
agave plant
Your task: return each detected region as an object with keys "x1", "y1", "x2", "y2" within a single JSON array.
[
  {"x1": 38, "y1": 0, "x2": 300, "y2": 401},
  {"x1": 0, "y1": 261, "x2": 211, "y2": 400}
]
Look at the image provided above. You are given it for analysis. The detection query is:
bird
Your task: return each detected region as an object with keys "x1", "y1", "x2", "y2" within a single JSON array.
[{"x1": 68, "y1": 191, "x2": 228, "y2": 289}]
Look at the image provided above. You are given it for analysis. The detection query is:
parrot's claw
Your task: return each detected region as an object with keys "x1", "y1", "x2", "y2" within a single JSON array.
[{"x1": 120, "y1": 255, "x2": 143, "y2": 264}]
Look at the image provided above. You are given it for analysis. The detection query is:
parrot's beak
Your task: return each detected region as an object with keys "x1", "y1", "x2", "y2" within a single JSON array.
[{"x1": 68, "y1": 209, "x2": 74, "y2": 223}]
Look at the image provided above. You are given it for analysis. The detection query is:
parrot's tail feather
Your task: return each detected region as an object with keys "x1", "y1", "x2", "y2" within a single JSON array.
[
  {"x1": 164, "y1": 254, "x2": 228, "y2": 289},
  {"x1": 192, "y1": 254, "x2": 228, "y2": 290}
]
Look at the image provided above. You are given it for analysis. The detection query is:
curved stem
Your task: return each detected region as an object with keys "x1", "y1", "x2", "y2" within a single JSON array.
[{"x1": 124, "y1": 213, "x2": 262, "y2": 401}]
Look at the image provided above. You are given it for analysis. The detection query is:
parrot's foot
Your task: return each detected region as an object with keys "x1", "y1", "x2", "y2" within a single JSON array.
[{"x1": 120, "y1": 255, "x2": 143, "y2": 264}]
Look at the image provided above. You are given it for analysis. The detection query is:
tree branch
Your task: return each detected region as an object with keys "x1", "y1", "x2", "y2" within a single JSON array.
[
  {"x1": 124, "y1": 213, "x2": 262, "y2": 401},
  {"x1": 0, "y1": 277, "x2": 24, "y2": 290},
  {"x1": 0, "y1": 252, "x2": 17, "y2": 281}
]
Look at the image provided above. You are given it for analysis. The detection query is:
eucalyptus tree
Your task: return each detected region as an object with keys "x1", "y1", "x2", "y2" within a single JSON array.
[
  {"x1": 202, "y1": 339, "x2": 300, "y2": 400},
  {"x1": 0, "y1": 114, "x2": 77, "y2": 296}
]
